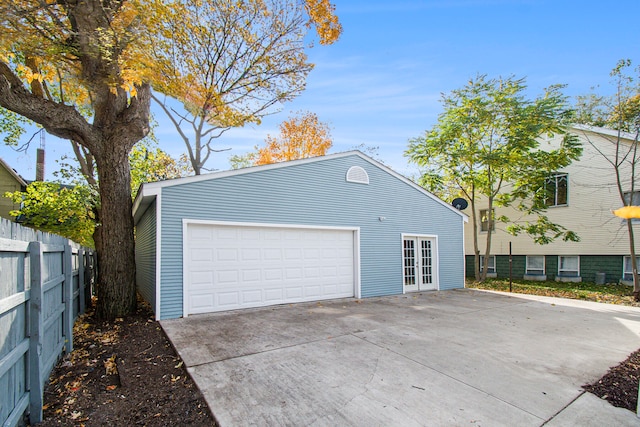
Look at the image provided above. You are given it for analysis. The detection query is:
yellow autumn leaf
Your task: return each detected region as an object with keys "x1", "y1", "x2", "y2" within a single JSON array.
[{"x1": 104, "y1": 354, "x2": 118, "y2": 375}]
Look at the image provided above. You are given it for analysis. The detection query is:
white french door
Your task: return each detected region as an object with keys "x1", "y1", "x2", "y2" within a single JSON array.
[{"x1": 403, "y1": 235, "x2": 437, "y2": 292}]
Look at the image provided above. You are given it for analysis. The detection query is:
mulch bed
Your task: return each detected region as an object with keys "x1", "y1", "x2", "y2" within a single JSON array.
[
  {"x1": 32, "y1": 297, "x2": 640, "y2": 425},
  {"x1": 584, "y1": 348, "x2": 640, "y2": 413},
  {"x1": 34, "y1": 300, "x2": 216, "y2": 426}
]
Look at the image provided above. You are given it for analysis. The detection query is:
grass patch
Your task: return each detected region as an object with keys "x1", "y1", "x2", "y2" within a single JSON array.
[{"x1": 466, "y1": 278, "x2": 640, "y2": 307}]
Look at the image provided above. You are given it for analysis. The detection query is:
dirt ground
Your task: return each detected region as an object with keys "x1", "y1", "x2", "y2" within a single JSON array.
[
  {"x1": 33, "y1": 298, "x2": 639, "y2": 426},
  {"x1": 34, "y1": 300, "x2": 216, "y2": 426},
  {"x1": 584, "y1": 348, "x2": 640, "y2": 413}
]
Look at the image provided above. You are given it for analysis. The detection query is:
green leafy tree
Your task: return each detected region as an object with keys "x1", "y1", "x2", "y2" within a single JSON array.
[
  {"x1": 575, "y1": 59, "x2": 640, "y2": 299},
  {"x1": 406, "y1": 75, "x2": 582, "y2": 281},
  {"x1": 0, "y1": 106, "x2": 28, "y2": 146},
  {"x1": 6, "y1": 182, "x2": 96, "y2": 246},
  {"x1": 5, "y1": 142, "x2": 190, "y2": 249},
  {"x1": 129, "y1": 144, "x2": 193, "y2": 198},
  {"x1": 229, "y1": 152, "x2": 258, "y2": 170}
]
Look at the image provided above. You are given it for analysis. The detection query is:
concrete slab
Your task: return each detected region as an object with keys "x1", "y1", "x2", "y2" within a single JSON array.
[
  {"x1": 544, "y1": 393, "x2": 640, "y2": 427},
  {"x1": 161, "y1": 289, "x2": 640, "y2": 426}
]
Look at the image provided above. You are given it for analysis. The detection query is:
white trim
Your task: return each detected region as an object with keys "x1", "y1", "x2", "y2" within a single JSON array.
[
  {"x1": 182, "y1": 219, "x2": 189, "y2": 318},
  {"x1": 623, "y1": 255, "x2": 640, "y2": 280},
  {"x1": 401, "y1": 233, "x2": 439, "y2": 293},
  {"x1": 354, "y1": 230, "x2": 361, "y2": 298},
  {"x1": 0, "y1": 157, "x2": 28, "y2": 187},
  {"x1": 571, "y1": 124, "x2": 638, "y2": 141},
  {"x1": 183, "y1": 218, "x2": 360, "y2": 232},
  {"x1": 557, "y1": 255, "x2": 580, "y2": 277},
  {"x1": 154, "y1": 193, "x2": 162, "y2": 320},
  {"x1": 526, "y1": 255, "x2": 545, "y2": 275},
  {"x1": 182, "y1": 219, "x2": 361, "y2": 317},
  {"x1": 480, "y1": 254, "x2": 496, "y2": 274}
]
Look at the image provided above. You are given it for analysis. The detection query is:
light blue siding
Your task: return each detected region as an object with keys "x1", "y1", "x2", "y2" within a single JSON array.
[
  {"x1": 155, "y1": 154, "x2": 465, "y2": 319},
  {"x1": 135, "y1": 201, "x2": 156, "y2": 309}
]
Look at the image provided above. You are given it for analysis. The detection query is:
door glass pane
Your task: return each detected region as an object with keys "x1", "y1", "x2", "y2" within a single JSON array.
[
  {"x1": 403, "y1": 239, "x2": 416, "y2": 285},
  {"x1": 421, "y1": 239, "x2": 432, "y2": 285}
]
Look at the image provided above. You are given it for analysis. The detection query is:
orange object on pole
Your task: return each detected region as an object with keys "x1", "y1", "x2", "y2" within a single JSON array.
[{"x1": 612, "y1": 206, "x2": 640, "y2": 219}]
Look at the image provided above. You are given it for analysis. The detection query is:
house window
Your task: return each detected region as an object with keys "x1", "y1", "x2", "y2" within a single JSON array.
[
  {"x1": 480, "y1": 209, "x2": 495, "y2": 232},
  {"x1": 480, "y1": 255, "x2": 496, "y2": 274},
  {"x1": 545, "y1": 173, "x2": 568, "y2": 207},
  {"x1": 526, "y1": 255, "x2": 545, "y2": 275},
  {"x1": 558, "y1": 256, "x2": 580, "y2": 277},
  {"x1": 623, "y1": 256, "x2": 640, "y2": 281},
  {"x1": 623, "y1": 191, "x2": 640, "y2": 206}
]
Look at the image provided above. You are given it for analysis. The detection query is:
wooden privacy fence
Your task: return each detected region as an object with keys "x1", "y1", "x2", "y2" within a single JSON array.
[{"x1": 0, "y1": 218, "x2": 95, "y2": 427}]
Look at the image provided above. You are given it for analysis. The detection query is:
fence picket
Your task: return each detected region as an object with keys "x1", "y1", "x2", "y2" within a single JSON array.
[
  {"x1": 63, "y1": 245, "x2": 73, "y2": 354},
  {"x1": 28, "y1": 241, "x2": 44, "y2": 424},
  {"x1": 0, "y1": 219, "x2": 93, "y2": 426}
]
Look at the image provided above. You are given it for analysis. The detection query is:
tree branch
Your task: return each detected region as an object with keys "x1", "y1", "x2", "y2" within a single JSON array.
[{"x1": 0, "y1": 61, "x2": 97, "y2": 151}]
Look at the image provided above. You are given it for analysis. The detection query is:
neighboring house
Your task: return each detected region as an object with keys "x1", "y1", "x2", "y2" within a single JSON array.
[
  {"x1": 464, "y1": 125, "x2": 640, "y2": 284},
  {"x1": 0, "y1": 157, "x2": 27, "y2": 220},
  {"x1": 133, "y1": 151, "x2": 468, "y2": 320}
]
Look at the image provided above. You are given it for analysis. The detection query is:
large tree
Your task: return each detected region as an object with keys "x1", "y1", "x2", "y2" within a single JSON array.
[
  {"x1": 406, "y1": 75, "x2": 582, "y2": 281},
  {"x1": 152, "y1": 0, "x2": 341, "y2": 175},
  {"x1": 256, "y1": 110, "x2": 332, "y2": 164},
  {"x1": 0, "y1": 0, "x2": 340, "y2": 318},
  {"x1": 229, "y1": 110, "x2": 333, "y2": 168},
  {"x1": 575, "y1": 60, "x2": 640, "y2": 299}
]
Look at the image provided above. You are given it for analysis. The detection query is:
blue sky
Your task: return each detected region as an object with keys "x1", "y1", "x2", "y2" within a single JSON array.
[{"x1": 2, "y1": 0, "x2": 640, "y2": 181}]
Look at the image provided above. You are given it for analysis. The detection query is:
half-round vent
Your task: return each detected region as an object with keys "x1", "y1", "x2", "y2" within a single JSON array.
[{"x1": 346, "y1": 166, "x2": 369, "y2": 184}]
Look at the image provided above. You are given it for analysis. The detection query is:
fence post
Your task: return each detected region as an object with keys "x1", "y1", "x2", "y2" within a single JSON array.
[
  {"x1": 63, "y1": 244, "x2": 73, "y2": 353},
  {"x1": 78, "y1": 248, "x2": 86, "y2": 315},
  {"x1": 84, "y1": 251, "x2": 94, "y2": 308},
  {"x1": 28, "y1": 241, "x2": 44, "y2": 424}
]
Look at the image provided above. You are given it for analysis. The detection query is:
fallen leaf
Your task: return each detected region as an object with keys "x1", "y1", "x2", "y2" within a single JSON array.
[
  {"x1": 106, "y1": 385, "x2": 117, "y2": 391},
  {"x1": 104, "y1": 354, "x2": 118, "y2": 375}
]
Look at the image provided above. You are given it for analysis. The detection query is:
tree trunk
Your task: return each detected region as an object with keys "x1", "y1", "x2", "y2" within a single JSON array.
[
  {"x1": 93, "y1": 145, "x2": 137, "y2": 319},
  {"x1": 470, "y1": 201, "x2": 481, "y2": 281},
  {"x1": 626, "y1": 219, "x2": 640, "y2": 301}
]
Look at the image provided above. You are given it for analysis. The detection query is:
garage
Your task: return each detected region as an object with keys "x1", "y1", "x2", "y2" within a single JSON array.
[
  {"x1": 183, "y1": 221, "x2": 357, "y2": 316},
  {"x1": 134, "y1": 151, "x2": 467, "y2": 320}
]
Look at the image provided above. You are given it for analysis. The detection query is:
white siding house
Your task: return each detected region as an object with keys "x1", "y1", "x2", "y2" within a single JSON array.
[
  {"x1": 134, "y1": 151, "x2": 468, "y2": 320},
  {"x1": 464, "y1": 125, "x2": 640, "y2": 283}
]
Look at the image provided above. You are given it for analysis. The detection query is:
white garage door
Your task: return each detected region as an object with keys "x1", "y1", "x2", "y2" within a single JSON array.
[{"x1": 184, "y1": 222, "x2": 356, "y2": 315}]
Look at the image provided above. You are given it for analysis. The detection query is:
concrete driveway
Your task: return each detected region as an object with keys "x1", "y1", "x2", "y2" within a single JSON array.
[{"x1": 161, "y1": 289, "x2": 640, "y2": 426}]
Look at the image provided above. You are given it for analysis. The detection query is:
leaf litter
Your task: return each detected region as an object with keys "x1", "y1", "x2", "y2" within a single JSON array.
[{"x1": 34, "y1": 299, "x2": 215, "y2": 426}]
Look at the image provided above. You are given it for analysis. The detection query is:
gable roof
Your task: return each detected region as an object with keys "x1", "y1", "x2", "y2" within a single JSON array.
[
  {"x1": 133, "y1": 151, "x2": 468, "y2": 223},
  {"x1": 571, "y1": 124, "x2": 638, "y2": 141},
  {"x1": 0, "y1": 157, "x2": 28, "y2": 187}
]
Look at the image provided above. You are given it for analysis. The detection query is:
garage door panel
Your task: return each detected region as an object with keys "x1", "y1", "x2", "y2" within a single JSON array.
[
  {"x1": 242, "y1": 290, "x2": 262, "y2": 304},
  {"x1": 218, "y1": 291, "x2": 239, "y2": 307},
  {"x1": 241, "y1": 248, "x2": 261, "y2": 261},
  {"x1": 264, "y1": 288, "x2": 283, "y2": 301},
  {"x1": 242, "y1": 269, "x2": 261, "y2": 282},
  {"x1": 264, "y1": 249, "x2": 282, "y2": 260},
  {"x1": 264, "y1": 269, "x2": 283, "y2": 281},
  {"x1": 185, "y1": 223, "x2": 355, "y2": 314},
  {"x1": 216, "y1": 270, "x2": 239, "y2": 284},
  {"x1": 285, "y1": 287, "x2": 303, "y2": 299}
]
